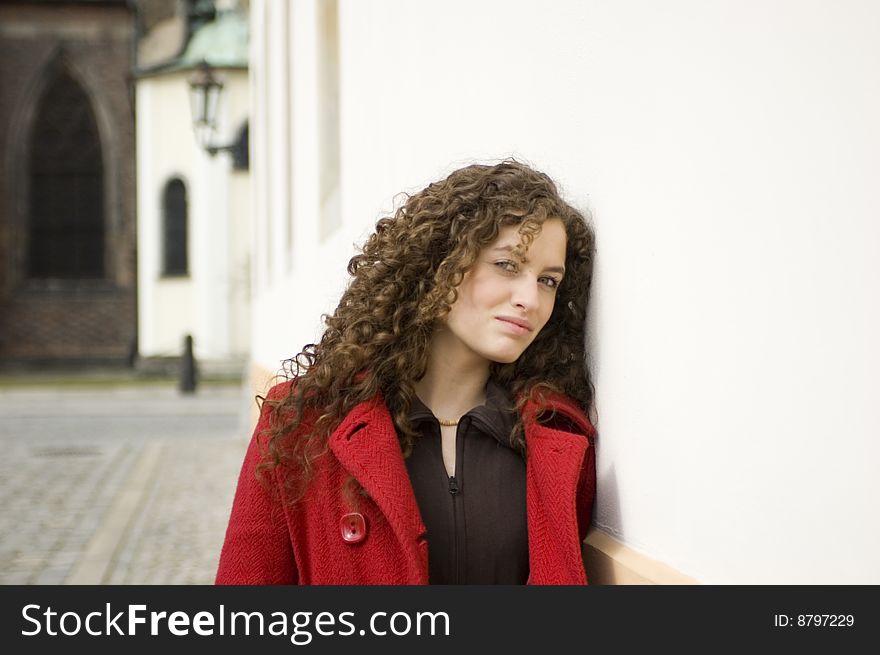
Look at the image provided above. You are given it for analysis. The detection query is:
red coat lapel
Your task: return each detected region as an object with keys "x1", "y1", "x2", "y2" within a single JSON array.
[
  {"x1": 328, "y1": 394, "x2": 429, "y2": 584},
  {"x1": 522, "y1": 395, "x2": 591, "y2": 584}
]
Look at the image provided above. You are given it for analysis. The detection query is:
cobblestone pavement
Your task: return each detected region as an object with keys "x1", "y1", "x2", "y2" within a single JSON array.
[{"x1": 0, "y1": 383, "x2": 253, "y2": 585}]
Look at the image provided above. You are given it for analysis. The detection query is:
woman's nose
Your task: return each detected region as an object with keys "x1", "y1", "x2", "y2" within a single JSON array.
[{"x1": 510, "y1": 275, "x2": 540, "y2": 311}]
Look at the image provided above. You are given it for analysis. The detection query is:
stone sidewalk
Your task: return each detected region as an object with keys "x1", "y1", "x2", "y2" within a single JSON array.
[{"x1": 0, "y1": 382, "x2": 254, "y2": 585}]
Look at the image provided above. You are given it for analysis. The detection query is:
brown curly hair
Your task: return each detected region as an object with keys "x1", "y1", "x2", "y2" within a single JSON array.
[{"x1": 260, "y1": 159, "x2": 596, "y2": 502}]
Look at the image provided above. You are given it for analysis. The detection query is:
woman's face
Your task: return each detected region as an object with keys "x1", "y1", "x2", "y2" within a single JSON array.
[{"x1": 441, "y1": 218, "x2": 567, "y2": 365}]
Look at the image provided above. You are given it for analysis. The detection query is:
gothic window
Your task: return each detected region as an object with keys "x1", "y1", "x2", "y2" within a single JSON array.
[
  {"x1": 162, "y1": 178, "x2": 189, "y2": 276},
  {"x1": 28, "y1": 69, "x2": 105, "y2": 278}
]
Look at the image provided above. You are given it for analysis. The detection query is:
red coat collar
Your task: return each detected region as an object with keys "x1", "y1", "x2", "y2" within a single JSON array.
[{"x1": 328, "y1": 391, "x2": 592, "y2": 585}]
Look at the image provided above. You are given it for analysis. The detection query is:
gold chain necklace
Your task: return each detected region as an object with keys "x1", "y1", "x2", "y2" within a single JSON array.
[{"x1": 437, "y1": 417, "x2": 459, "y2": 427}]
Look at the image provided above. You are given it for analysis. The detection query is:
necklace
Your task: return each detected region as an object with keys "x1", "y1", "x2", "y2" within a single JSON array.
[{"x1": 437, "y1": 417, "x2": 459, "y2": 427}]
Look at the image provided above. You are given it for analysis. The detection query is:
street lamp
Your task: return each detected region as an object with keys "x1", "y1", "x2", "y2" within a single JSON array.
[{"x1": 188, "y1": 61, "x2": 232, "y2": 157}]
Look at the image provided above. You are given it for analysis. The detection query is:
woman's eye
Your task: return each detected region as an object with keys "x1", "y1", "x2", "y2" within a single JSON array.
[
  {"x1": 540, "y1": 276, "x2": 562, "y2": 289},
  {"x1": 494, "y1": 260, "x2": 517, "y2": 273}
]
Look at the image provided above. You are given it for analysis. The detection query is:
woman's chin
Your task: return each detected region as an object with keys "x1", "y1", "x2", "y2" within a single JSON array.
[{"x1": 487, "y1": 349, "x2": 525, "y2": 365}]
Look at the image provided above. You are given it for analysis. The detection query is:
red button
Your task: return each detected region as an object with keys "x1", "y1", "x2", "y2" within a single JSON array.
[{"x1": 340, "y1": 512, "x2": 366, "y2": 544}]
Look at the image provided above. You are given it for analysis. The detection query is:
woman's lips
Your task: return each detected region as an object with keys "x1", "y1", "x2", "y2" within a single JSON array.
[{"x1": 495, "y1": 317, "x2": 532, "y2": 335}]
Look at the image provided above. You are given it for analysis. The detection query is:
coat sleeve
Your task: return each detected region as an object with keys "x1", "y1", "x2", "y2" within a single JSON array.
[{"x1": 215, "y1": 385, "x2": 298, "y2": 585}]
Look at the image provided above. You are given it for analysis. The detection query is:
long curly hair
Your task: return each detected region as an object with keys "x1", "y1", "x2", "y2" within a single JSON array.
[{"x1": 260, "y1": 159, "x2": 596, "y2": 502}]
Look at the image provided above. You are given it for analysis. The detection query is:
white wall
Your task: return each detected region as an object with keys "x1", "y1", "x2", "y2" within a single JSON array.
[
  {"x1": 136, "y1": 76, "x2": 195, "y2": 357},
  {"x1": 250, "y1": 0, "x2": 880, "y2": 583}
]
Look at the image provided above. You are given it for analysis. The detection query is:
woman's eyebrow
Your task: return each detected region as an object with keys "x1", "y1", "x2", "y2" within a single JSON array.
[{"x1": 489, "y1": 245, "x2": 566, "y2": 275}]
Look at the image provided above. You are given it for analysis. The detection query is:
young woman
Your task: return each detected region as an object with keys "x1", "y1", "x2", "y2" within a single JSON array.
[{"x1": 216, "y1": 160, "x2": 597, "y2": 585}]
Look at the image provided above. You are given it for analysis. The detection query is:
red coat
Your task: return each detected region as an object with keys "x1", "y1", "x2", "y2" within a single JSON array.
[{"x1": 216, "y1": 382, "x2": 596, "y2": 585}]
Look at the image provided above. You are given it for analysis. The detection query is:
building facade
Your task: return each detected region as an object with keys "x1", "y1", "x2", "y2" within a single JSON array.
[
  {"x1": 134, "y1": 0, "x2": 251, "y2": 369},
  {"x1": 0, "y1": 0, "x2": 137, "y2": 365}
]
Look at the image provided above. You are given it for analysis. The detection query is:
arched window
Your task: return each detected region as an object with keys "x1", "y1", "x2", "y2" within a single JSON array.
[
  {"x1": 162, "y1": 178, "x2": 189, "y2": 276},
  {"x1": 28, "y1": 69, "x2": 105, "y2": 278}
]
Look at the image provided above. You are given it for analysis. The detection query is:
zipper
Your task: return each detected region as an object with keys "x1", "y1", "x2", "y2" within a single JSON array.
[
  {"x1": 447, "y1": 416, "x2": 468, "y2": 584},
  {"x1": 433, "y1": 414, "x2": 468, "y2": 584},
  {"x1": 448, "y1": 474, "x2": 460, "y2": 583}
]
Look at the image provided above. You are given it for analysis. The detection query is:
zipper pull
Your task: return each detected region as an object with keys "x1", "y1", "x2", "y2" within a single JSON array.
[{"x1": 448, "y1": 476, "x2": 460, "y2": 495}]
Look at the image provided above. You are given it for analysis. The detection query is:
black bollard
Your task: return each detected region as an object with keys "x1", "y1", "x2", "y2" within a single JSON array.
[{"x1": 180, "y1": 334, "x2": 197, "y2": 393}]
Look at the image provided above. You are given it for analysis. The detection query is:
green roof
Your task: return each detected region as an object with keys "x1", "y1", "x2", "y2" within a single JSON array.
[
  {"x1": 177, "y1": 10, "x2": 249, "y2": 69},
  {"x1": 136, "y1": 10, "x2": 248, "y2": 77}
]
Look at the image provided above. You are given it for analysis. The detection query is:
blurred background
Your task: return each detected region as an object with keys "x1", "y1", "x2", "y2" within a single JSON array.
[{"x1": 1, "y1": 0, "x2": 878, "y2": 584}]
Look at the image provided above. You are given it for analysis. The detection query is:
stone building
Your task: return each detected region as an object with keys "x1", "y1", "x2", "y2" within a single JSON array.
[{"x1": 0, "y1": 0, "x2": 137, "y2": 365}]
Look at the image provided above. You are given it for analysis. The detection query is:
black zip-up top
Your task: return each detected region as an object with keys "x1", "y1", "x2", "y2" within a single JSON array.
[{"x1": 402, "y1": 380, "x2": 528, "y2": 584}]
